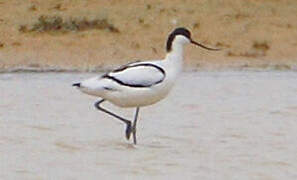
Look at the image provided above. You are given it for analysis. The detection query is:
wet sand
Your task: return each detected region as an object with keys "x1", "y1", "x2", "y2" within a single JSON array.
[{"x1": 1, "y1": 71, "x2": 297, "y2": 179}]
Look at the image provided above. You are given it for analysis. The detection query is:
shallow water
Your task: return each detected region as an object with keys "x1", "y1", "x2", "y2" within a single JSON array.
[{"x1": 0, "y1": 71, "x2": 297, "y2": 179}]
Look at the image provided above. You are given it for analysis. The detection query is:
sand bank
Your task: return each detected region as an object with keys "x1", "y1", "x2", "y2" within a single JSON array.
[{"x1": 0, "y1": 0, "x2": 297, "y2": 71}]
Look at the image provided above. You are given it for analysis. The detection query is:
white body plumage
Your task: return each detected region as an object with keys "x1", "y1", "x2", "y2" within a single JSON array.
[{"x1": 77, "y1": 35, "x2": 187, "y2": 107}]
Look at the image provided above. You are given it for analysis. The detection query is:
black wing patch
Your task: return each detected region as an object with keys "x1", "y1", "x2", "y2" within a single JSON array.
[
  {"x1": 111, "y1": 60, "x2": 141, "y2": 73},
  {"x1": 102, "y1": 63, "x2": 166, "y2": 88}
]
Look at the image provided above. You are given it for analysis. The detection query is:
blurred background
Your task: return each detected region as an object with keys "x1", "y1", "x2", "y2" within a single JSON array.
[
  {"x1": 0, "y1": 0, "x2": 296, "y2": 72},
  {"x1": 1, "y1": 1, "x2": 297, "y2": 179}
]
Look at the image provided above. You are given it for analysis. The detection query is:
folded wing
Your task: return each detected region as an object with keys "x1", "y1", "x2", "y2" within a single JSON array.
[{"x1": 102, "y1": 63, "x2": 165, "y2": 88}]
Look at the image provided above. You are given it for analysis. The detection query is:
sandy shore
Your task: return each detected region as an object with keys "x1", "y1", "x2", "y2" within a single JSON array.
[
  {"x1": 0, "y1": 0, "x2": 297, "y2": 71},
  {"x1": 1, "y1": 71, "x2": 297, "y2": 179}
]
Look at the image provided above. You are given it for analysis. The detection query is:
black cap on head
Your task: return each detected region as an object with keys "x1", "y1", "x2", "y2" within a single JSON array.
[
  {"x1": 166, "y1": 27, "x2": 191, "y2": 52},
  {"x1": 166, "y1": 27, "x2": 221, "y2": 52}
]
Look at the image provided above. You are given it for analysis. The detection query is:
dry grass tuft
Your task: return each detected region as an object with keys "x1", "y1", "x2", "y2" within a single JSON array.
[
  {"x1": 252, "y1": 41, "x2": 270, "y2": 52},
  {"x1": 19, "y1": 15, "x2": 120, "y2": 33},
  {"x1": 226, "y1": 41, "x2": 270, "y2": 58}
]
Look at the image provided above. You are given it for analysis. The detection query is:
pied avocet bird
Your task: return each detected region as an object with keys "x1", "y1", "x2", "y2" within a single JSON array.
[{"x1": 73, "y1": 27, "x2": 219, "y2": 144}]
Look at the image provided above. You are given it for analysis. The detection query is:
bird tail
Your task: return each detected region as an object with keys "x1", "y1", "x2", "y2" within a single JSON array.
[{"x1": 72, "y1": 83, "x2": 81, "y2": 87}]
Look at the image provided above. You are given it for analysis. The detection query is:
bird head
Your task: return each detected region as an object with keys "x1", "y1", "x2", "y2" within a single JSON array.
[{"x1": 166, "y1": 27, "x2": 220, "y2": 52}]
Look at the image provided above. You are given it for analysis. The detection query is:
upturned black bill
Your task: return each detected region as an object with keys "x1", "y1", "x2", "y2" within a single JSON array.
[{"x1": 191, "y1": 40, "x2": 221, "y2": 51}]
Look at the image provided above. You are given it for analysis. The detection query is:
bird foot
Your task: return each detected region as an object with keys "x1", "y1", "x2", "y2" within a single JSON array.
[
  {"x1": 131, "y1": 125, "x2": 137, "y2": 145},
  {"x1": 125, "y1": 122, "x2": 132, "y2": 140},
  {"x1": 125, "y1": 122, "x2": 137, "y2": 145}
]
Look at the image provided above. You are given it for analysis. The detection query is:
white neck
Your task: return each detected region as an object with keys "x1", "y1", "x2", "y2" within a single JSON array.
[{"x1": 164, "y1": 42, "x2": 184, "y2": 74}]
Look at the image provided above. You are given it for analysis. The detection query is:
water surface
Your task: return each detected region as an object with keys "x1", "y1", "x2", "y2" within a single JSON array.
[{"x1": 0, "y1": 71, "x2": 297, "y2": 179}]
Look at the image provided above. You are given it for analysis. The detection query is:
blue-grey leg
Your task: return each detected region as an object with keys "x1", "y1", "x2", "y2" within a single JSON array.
[
  {"x1": 132, "y1": 107, "x2": 140, "y2": 145},
  {"x1": 94, "y1": 99, "x2": 132, "y2": 140}
]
